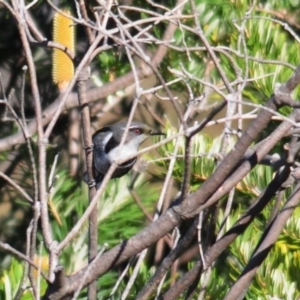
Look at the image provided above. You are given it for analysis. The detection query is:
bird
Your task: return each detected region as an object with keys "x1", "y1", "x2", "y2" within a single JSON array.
[{"x1": 84, "y1": 120, "x2": 165, "y2": 189}]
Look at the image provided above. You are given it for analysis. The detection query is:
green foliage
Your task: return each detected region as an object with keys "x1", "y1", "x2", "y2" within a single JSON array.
[
  {"x1": 54, "y1": 171, "x2": 159, "y2": 282},
  {"x1": 0, "y1": 258, "x2": 47, "y2": 300},
  {"x1": 156, "y1": 116, "x2": 300, "y2": 299},
  {"x1": 2, "y1": 0, "x2": 300, "y2": 298},
  {"x1": 156, "y1": 122, "x2": 224, "y2": 189},
  {"x1": 0, "y1": 259, "x2": 23, "y2": 300},
  {"x1": 0, "y1": 168, "x2": 160, "y2": 298},
  {"x1": 97, "y1": 49, "x2": 131, "y2": 83},
  {"x1": 173, "y1": 0, "x2": 299, "y2": 107},
  {"x1": 218, "y1": 203, "x2": 300, "y2": 300}
]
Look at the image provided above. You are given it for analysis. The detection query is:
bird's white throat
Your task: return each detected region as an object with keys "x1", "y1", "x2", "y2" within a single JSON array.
[{"x1": 107, "y1": 138, "x2": 141, "y2": 164}]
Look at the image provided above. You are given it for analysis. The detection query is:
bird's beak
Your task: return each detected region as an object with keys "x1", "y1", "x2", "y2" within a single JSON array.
[{"x1": 149, "y1": 129, "x2": 165, "y2": 136}]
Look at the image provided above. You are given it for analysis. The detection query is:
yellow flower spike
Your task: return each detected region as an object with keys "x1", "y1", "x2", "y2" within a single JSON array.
[
  {"x1": 33, "y1": 255, "x2": 49, "y2": 279},
  {"x1": 52, "y1": 10, "x2": 75, "y2": 91}
]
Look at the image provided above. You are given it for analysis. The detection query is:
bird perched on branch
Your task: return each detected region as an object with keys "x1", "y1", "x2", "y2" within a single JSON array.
[{"x1": 84, "y1": 120, "x2": 165, "y2": 189}]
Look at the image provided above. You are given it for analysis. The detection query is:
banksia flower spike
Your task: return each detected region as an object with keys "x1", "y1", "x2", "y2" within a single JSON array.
[{"x1": 52, "y1": 10, "x2": 75, "y2": 91}]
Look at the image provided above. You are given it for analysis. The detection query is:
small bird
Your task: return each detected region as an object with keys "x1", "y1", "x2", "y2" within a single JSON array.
[{"x1": 85, "y1": 120, "x2": 164, "y2": 188}]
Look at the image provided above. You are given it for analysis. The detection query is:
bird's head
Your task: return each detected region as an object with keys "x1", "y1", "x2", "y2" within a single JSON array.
[{"x1": 110, "y1": 121, "x2": 165, "y2": 147}]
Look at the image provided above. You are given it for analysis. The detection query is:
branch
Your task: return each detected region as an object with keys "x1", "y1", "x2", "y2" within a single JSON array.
[{"x1": 43, "y1": 75, "x2": 300, "y2": 298}]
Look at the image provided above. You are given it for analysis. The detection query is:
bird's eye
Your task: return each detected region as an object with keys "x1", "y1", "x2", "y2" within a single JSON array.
[{"x1": 133, "y1": 128, "x2": 143, "y2": 135}]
